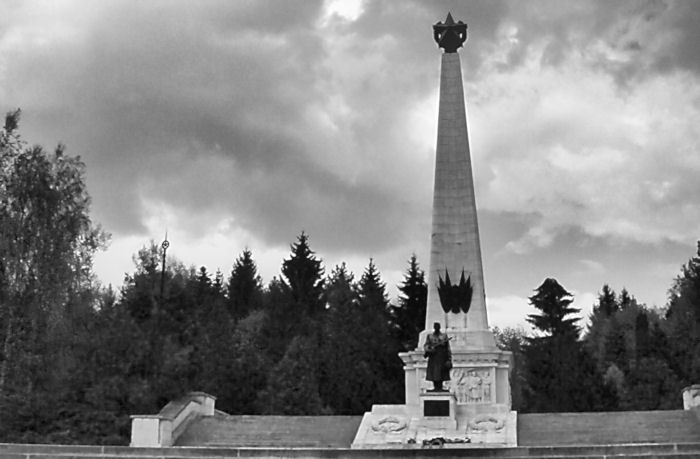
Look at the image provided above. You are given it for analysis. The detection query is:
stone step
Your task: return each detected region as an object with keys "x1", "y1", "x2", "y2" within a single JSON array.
[
  {"x1": 1, "y1": 442, "x2": 700, "y2": 458},
  {"x1": 175, "y1": 414, "x2": 363, "y2": 448},
  {"x1": 175, "y1": 410, "x2": 700, "y2": 449},
  {"x1": 519, "y1": 410, "x2": 700, "y2": 447}
]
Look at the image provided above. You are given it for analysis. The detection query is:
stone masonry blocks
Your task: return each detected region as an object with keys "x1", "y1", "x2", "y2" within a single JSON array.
[{"x1": 426, "y1": 51, "x2": 493, "y2": 348}]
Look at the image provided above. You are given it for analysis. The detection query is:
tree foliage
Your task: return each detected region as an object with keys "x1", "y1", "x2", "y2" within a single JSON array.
[
  {"x1": 280, "y1": 232, "x2": 325, "y2": 318},
  {"x1": 388, "y1": 254, "x2": 427, "y2": 351},
  {"x1": 522, "y1": 278, "x2": 612, "y2": 412},
  {"x1": 0, "y1": 110, "x2": 109, "y2": 440},
  {"x1": 664, "y1": 242, "x2": 700, "y2": 384},
  {"x1": 526, "y1": 278, "x2": 580, "y2": 337},
  {"x1": 4, "y1": 110, "x2": 700, "y2": 445},
  {"x1": 226, "y1": 249, "x2": 263, "y2": 319}
]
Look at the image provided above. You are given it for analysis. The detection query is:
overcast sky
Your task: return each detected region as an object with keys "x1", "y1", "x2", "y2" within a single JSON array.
[{"x1": 2, "y1": 0, "x2": 699, "y2": 330}]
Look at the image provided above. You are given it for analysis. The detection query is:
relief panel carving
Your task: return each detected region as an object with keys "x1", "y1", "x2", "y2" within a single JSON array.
[
  {"x1": 451, "y1": 368, "x2": 492, "y2": 404},
  {"x1": 418, "y1": 367, "x2": 493, "y2": 405}
]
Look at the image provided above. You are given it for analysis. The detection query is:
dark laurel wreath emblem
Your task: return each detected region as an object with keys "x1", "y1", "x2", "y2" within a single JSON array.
[{"x1": 437, "y1": 268, "x2": 473, "y2": 314}]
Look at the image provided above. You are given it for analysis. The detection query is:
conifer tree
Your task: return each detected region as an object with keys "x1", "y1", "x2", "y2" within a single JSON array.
[
  {"x1": 523, "y1": 278, "x2": 610, "y2": 412},
  {"x1": 280, "y1": 232, "x2": 325, "y2": 319},
  {"x1": 526, "y1": 278, "x2": 580, "y2": 337},
  {"x1": 259, "y1": 233, "x2": 325, "y2": 367},
  {"x1": 226, "y1": 248, "x2": 263, "y2": 319},
  {"x1": 619, "y1": 288, "x2": 633, "y2": 310},
  {"x1": 585, "y1": 284, "x2": 618, "y2": 374},
  {"x1": 598, "y1": 284, "x2": 618, "y2": 316},
  {"x1": 388, "y1": 254, "x2": 427, "y2": 351},
  {"x1": 357, "y1": 259, "x2": 388, "y2": 316},
  {"x1": 319, "y1": 264, "x2": 361, "y2": 413},
  {"x1": 353, "y1": 259, "x2": 403, "y2": 406}
]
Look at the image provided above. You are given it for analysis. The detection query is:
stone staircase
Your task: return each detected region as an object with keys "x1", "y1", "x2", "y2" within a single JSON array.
[
  {"x1": 5, "y1": 409, "x2": 697, "y2": 458},
  {"x1": 519, "y1": 410, "x2": 700, "y2": 446},
  {"x1": 175, "y1": 413, "x2": 363, "y2": 448},
  {"x1": 2, "y1": 441, "x2": 700, "y2": 458}
]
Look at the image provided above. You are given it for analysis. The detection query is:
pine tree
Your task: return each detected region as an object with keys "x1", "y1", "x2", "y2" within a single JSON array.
[
  {"x1": 319, "y1": 264, "x2": 360, "y2": 413},
  {"x1": 597, "y1": 284, "x2": 618, "y2": 316},
  {"x1": 324, "y1": 263, "x2": 357, "y2": 313},
  {"x1": 619, "y1": 288, "x2": 633, "y2": 310},
  {"x1": 526, "y1": 278, "x2": 580, "y2": 337},
  {"x1": 585, "y1": 284, "x2": 618, "y2": 374},
  {"x1": 388, "y1": 254, "x2": 427, "y2": 351},
  {"x1": 357, "y1": 259, "x2": 388, "y2": 316},
  {"x1": 523, "y1": 278, "x2": 610, "y2": 412},
  {"x1": 280, "y1": 232, "x2": 325, "y2": 319},
  {"x1": 226, "y1": 248, "x2": 263, "y2": 319},
  {"x1": 354, "y1": 259, "x2": 403, "y2": 406}
]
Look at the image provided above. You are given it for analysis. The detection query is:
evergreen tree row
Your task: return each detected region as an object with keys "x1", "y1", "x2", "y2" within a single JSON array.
[
  {"x1": 2, "y1": 110, "x2": 700, "y2": 446},
  {"x1": 497, "y1": 260, "x2": 700, "y2": 413}
]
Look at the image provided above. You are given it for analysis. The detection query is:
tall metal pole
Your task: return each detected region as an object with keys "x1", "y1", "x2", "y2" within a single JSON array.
[{"x1": 160, "y1": 234, "x2": 169, "y2": 299}]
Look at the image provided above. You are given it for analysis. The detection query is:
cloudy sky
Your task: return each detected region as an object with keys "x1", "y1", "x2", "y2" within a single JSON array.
[{"x1": 2, "y1": 0, "x2": 699, "y2": 329}]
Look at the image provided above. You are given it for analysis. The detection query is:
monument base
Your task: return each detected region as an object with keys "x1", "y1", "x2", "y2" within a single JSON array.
[
  {"x1": 352, "y1": 332, "x2": 517, "y2": 449},
  {"x1": 351, "y1": 400, "x2": 517, "y2": 448},
  {"x1": 400, "y1": 343, "x2": 513, "y2": 411}
]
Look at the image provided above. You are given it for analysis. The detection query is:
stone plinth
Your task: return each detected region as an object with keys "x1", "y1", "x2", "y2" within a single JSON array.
[
  {"x1": 400, "y1": 344, "x2": 512, "y2": 409},
  {"x1": 351, "y1": 405, "x2": 412, "y2": 449},
  {"x1": 399, "y1": 346, "x2": 515, "y2": 446},
  {"x1": 419, "y1": 392, "x2": 457, "y2": 430}
]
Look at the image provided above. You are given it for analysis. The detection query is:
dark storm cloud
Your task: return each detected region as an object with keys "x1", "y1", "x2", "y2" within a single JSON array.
[
  {"x1": 4, "y1": 0, "x2": 332, "y2": 235},
  {"x1": 477, "y1": 1, "x2": 700, "y2": 84},
  {"x1": 0, "y1": 0, "x2": 435, "y2": 252},
  {"x1": 3, "y1": 0, "x2": 700, "y2": 309}
]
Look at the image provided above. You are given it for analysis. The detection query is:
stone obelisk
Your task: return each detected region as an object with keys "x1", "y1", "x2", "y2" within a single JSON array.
[
  {"x1": 399, "y1": 13, "x2": 512, "y2": 430},
  {"x1": 421, "y1": 12, "x2": 496, "y2": 351},
  {"x1": 353, "y1": 16, "x2": 516, "y2": 447}
]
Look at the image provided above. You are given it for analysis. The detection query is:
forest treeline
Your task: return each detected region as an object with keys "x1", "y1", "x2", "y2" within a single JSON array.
[{"x1": 2, "y1": 111, "x2": 700, "y2": 445}]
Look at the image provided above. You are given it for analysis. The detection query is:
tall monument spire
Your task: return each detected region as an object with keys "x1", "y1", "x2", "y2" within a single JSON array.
[
  {"x1": 354, "y1": 16, "x2": 515, "y2": 447},
  {"x1": 425, "y1": 13, "x2": 495, "y2": 350}
]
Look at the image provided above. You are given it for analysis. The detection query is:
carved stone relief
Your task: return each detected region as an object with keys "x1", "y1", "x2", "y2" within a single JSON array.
[
  {"x1": 418, "y1": 367, "x2": 493, "y2": 404},
  {"x1": 370, "y1": 415, "x2": 408, "y2": 434},
  {"x1": 452, "y1": 368, "x2": 492, "y2": 404},
  {"x1": 467, "y1": 414, "x2": 505, "y2": 433}
]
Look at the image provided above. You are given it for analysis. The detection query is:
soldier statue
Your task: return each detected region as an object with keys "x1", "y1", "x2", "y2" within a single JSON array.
[{"x1": 423, "y1": 322, "x2": 452, "y2": 392}]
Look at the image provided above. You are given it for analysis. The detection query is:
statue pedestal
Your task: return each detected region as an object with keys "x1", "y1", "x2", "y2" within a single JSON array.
[
  {"x1": 419, "y1": 392, "x2": 457, "y2": 430},
  {"x1": 399, "y1": 337, "x2": 512, "y2": 411},
  {"x1": 352, "y1": 338, "x2": 517, "y2": 448}
]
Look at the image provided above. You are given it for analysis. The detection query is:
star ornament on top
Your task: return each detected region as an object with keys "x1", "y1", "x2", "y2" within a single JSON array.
[{"x1": 433, "y1": 12, "x2": 467, "y2": 53}]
